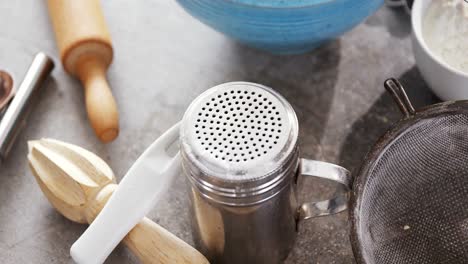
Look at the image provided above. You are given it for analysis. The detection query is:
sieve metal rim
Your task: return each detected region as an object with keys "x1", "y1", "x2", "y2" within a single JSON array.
[{"x1": 349, "y1": 99, "x2": 468, "y2": 264}]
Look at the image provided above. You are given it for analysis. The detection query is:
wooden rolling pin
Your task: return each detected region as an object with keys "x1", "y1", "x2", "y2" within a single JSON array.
[
  {"x1": 47, "y1": 0, "x2": 119, "y2": 142},
  {"x1": 28, "y1": 138, "x2": 209, "y2": 264}
]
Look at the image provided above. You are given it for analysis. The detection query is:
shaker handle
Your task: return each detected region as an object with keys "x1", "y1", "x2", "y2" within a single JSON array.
[{"x1": 297, "y1": 159, "x2": 351, "y2": 220}]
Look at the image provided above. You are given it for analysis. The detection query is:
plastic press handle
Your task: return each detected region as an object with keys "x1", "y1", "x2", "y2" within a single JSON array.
[{"x1": 70, "y1": 123, "x2": 182, "y2": 264}]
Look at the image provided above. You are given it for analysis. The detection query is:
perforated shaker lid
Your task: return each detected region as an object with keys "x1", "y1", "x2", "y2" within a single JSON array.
[{"x1": 180, "y1": 82, "x2": 299, "y2": 185}]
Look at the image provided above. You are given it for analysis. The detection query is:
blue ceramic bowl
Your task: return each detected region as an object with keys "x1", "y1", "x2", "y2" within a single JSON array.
[{"x1": 176, "y1": 0, "x2": 384, "y2": 54}]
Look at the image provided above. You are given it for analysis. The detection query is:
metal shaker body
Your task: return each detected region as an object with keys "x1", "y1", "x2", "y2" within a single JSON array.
[
  {"x1": 187, "y1": 167, "x2": 299, "y2": 264},
  {"x1": 180, "y1": 82, "x2": 351, "y2": 263}
]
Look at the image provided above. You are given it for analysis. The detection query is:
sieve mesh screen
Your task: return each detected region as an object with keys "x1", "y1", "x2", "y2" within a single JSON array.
[{"x1": 358, "y1": 114, "x2": 468, "y2": 264}]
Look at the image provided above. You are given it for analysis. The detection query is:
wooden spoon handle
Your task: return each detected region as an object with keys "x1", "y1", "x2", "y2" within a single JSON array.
[
  {"x1": 124, "y1": 218, "x2": 209, "y2": 264},
  {"x1": 76, "y1": 56, "x2": 119, "y2": 142}
]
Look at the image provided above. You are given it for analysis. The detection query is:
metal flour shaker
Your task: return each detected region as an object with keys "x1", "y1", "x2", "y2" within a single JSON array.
[{"x1": 179, "y1": 82, "x2": 351, "y2": 264}]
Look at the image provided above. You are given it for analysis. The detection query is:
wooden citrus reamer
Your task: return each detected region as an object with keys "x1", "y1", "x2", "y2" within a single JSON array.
[
  {"x1": 47, "y1": 0, "x2": 119, "y2": 142},
  {"x1": 28, "y1": 138, "x2": 209, "y2": 264}
]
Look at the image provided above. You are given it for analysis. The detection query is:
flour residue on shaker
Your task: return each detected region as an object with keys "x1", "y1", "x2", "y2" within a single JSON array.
[{"x1": 422, "y1": 0, "x2": 468, "y2": 74}]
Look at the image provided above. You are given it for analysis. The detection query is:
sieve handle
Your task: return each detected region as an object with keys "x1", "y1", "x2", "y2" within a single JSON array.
[
  {"x1": 384, "y1": 78, "x2": 415, "y2": 118},
  {"x1": 384, "y1": 0, "x2": 413, "y2": 13},
  {"x1": 297, "y1": 159, "x2": 351, "y2": 220}
]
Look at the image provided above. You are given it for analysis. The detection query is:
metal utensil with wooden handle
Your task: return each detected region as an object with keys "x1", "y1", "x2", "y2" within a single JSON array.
[
  {"x1": 27, "y1": 138, "x2": 209, "y2": 264},
  {"x1": 47, "y1": 0, "x2": 119, "y2": 142}
]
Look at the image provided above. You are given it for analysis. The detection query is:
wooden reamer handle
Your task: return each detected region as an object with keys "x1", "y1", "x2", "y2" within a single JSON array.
[
  {"x1": 86, "y1": 184, "x2": 209, "y2": 264},
  {"x1": 125, "y1": 218, "x2": 209, "y2": 264}
]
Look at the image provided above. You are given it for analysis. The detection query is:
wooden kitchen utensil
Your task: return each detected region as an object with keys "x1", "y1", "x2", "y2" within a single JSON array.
[
  {"x1": 28, "y1": 138, "x2": 209, "y2": 264},
  {"x1": 0, "y1": 70, "x2": 14, "y2": 111},
  {"x1": 47, "y1": 0, "x2": 119, "y2": 142}
]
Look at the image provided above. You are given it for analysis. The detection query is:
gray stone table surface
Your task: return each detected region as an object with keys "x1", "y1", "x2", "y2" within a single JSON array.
[{"x1": 0, "y1": 1, "x2": 438, "y2": 264}]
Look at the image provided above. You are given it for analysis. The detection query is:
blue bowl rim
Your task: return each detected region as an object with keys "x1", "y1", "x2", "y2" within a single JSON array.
[{"x1": 214, "y1": 0, "x2": 340, "y2": 9}]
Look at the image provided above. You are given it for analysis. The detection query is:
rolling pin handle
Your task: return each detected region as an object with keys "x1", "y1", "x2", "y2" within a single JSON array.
[{"x1": 76, "y1": 57, "x2": 119, "y2": 142}]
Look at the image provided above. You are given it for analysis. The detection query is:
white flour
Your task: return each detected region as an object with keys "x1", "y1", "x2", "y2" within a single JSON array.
[{"x1": 422, "y1": 0, "x2": 468, "y2": 73}]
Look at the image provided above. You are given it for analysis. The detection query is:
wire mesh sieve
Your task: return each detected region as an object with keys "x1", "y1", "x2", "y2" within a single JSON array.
[{"x1": 350, "y1": 79, "x2": 468, "y2": 264}]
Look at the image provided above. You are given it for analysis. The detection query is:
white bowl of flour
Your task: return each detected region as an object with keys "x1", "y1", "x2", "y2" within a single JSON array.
[{"x1": 412, "y1": 0, "x2": 468, "y2": 100}]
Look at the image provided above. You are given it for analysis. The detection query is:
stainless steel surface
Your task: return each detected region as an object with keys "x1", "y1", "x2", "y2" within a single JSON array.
[
  {"x1": 188, "y1": 169, "x2": 299, "y2": 264},
  {"x1": 181, "y1": 82, "x2": 351, "y2": 263},
  {"x1": 384, "y1": 78, "x2": 415, "y2": 117},
  {"x1": 180, "y1": 82, "x2": 299, "y2": 205},
  {"x1": 298, "y1": 159, "x2": 351, "y2": 220},
  {"x1": 0, "y1": 53, "x2": 54, "y2": 161}
]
